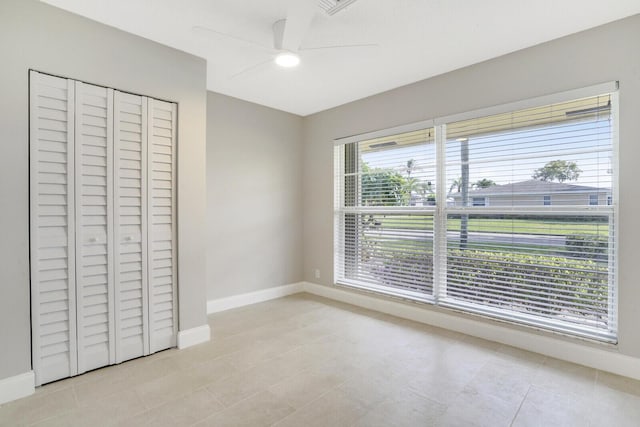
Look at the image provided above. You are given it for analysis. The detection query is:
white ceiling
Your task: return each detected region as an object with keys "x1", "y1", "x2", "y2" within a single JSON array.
[{"x1": 41, "y1": 0, "x2": 640, "y2": 116}]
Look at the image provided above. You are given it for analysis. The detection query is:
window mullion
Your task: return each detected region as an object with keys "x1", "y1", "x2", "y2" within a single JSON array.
[
  {"x1": 433, "y1": 124, "x2": 447, "y2": 303},
  {"x1": 608, "y1": 90, "x2": 620, "y2": 335}
]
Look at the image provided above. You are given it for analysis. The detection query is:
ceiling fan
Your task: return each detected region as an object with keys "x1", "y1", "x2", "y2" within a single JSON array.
[{"x1": 192, "y1": 0, "x2": 378, "y2": 79}]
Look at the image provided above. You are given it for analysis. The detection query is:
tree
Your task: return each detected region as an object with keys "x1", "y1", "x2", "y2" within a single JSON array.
[
  {"x1": 406, "y1": 159, "x2": 415, "y2": 178},
  {"x1": 449, "y1": 177, "x2": 463, "y2": 194},
  {"x1": 403, "y1": 177, "x2": 419, "y2": 205},
  {"x1": 473, "y1": 178, "x2": 496, "y2": 189},
  {"x1": 532, "y1": 160, "x2": 581, "y2": 182},
  {"x1": 417, "y1": 181, "x2": 435, "y2": 205},
  {"x1": 361, "y1": 163, "x2": 409, "y2": 206}
]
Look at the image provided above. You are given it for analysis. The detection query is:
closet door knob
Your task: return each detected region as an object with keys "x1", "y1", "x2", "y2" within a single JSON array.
[{"x1": 89, "y1": 237, "x2": 97, "y2": 243}]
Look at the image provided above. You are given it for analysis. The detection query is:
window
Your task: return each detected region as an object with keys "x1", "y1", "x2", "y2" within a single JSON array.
[
  {"x1": 590, "y1": 194, "x2": 599, "y2": 205},
  {"x1": 607, "y1": 195, "x2": 613, "y2": 205},
  {"x1": 334, "y1": 127, "x2": 436, "y2": 300},
  {"x1": 472, "y1": 197, "x2": 486, "y2": 207},
  {"x1": 335, "y1": 85, "x2": 617, "y2": 342}
]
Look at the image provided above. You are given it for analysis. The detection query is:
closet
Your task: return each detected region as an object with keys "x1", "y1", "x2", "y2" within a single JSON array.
[{"x1": 29, "y1": 71, "x2": 178, "y2": 386}]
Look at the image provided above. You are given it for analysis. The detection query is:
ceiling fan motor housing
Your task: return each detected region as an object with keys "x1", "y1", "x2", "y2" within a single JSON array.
[{"x1": 273, "y1": 19, "x2": 286, "y2": 50}]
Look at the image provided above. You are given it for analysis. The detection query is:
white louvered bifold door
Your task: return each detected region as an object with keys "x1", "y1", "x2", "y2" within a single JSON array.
[
  {"x1": 30, "y1": 71, "x2": 78, "y2": 386},
  {"x1": 32, "y1": 75, "x2": 178, "y2": 383},
  {"x1": 113, "y1": 91, "x2": 149, "y2": 362},
  {"x1": 74, "y1": 82, "x2": 115, "y2": 373},
  {"x1": 147, "y1": 99, "x2": 178, "y2": 353}
]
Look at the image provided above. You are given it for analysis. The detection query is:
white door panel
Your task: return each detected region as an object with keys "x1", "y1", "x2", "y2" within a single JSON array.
[
  {"x1": 30, "y1": 71, "x2": 77, "y2": 386},
  {"x1": 74, "y1": 81, "x2": 115, "y2": 374},
  {"x1": 113, "y1": 91, "x2": 149, "y2": 362},
  {"x1": 147, "y1": 99, "x2": 178, "y2": 353}
]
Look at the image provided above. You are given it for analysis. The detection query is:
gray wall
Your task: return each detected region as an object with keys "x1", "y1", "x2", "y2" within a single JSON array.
[
  {"x1": 302, "y1": 14, "x2": 640, "y2": 357},
  {"x1": 207, "y1": 93, "x2": 303, "y2": 300},
  {"x1": 0, "y1": 0, "x2": 208, "y2": 381}
]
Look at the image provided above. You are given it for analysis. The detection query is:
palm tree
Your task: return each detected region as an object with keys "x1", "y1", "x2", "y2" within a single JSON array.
[
  {"x1": 417, "y1": 181, "x2": 435, "y2": 205},
  {"x1": 406, "y1": 159, "x2": 415, "y2": 178},
  {"x1": 449, "y1": 177, "x2": 463, "y2": 194},
  {"x1": 403, "y1": 177, "x2": 419, "y2": 205},
  {"x1": 403, "y1": 159, "x2": 418, "y2": 205}
]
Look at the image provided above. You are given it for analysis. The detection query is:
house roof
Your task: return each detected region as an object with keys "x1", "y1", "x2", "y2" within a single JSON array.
[{"x1": 450, "y1": 179, "x2": 608, "y2": 197}]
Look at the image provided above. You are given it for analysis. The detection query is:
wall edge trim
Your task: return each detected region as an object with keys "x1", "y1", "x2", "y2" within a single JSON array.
[
  {"x1": 177, "y1": 324, "x2": 211, "y2": 349},
  {"x1": 206, "y1": 282, "x2": 305, "y2": 314}
]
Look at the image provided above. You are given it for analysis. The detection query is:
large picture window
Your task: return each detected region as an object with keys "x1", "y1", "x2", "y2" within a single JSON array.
[{"x1": 334, "y1": 85, "x2": 617, "y2": 342}]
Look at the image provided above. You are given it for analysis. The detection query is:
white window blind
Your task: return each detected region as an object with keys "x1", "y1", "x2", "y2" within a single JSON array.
[
  {"x1": 334, "y1": 88, "x2": 617, "y2": 342},
  {"x1": 334, "y1": 127, "x2": 437, "y2": 300},
  {"x1": 442, "y1": 93, "x2": 615, "y2": 341}
]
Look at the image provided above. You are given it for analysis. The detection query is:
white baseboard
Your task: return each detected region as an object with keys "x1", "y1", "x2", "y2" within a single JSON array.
[
  {"x1": 207, "y1": 282, "x2": 305, "y2": 314},
  {"x1": 0, "y1": 371, "x2": 35, "y2": 405},
  {"x1": 177, "y1": 324, "x2": 211, "y2": 349},
  {"x1": 301, "y1": 281, "x2": 640, "y2": 381}
]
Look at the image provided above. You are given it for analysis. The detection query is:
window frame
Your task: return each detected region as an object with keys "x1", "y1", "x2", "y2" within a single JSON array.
[
  {"x1": 333, "y1": 120, "x2": 437, "y2": 303},
  {"x1": 334, "y1": 81, "x2": 619, "y2": 343}
]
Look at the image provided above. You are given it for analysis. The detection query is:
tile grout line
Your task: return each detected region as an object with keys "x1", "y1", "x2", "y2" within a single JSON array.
[
  {"x1": 510, "y1": 384, "x2": 533, "y2": 427},
  {"x1": 269, "y1": 385, "x2": 339, "y2": 427}
]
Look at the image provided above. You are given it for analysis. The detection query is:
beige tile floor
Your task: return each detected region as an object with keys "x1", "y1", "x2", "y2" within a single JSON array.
[{"x1": 2, "y1": 293, "x2": 640, "y2": 426}]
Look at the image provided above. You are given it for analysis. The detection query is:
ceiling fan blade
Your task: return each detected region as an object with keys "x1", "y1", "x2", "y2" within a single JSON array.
[
  {"x1": 192, "y1": 26, "x2": 274, "y2": 52},
  {"x1": 229, "y1": 58, "x2": 275, "y2": 80},
  {"x1": 281, "y1": 0, "x2": 318, "y2": 51},
  {"x1": 300, "y1": 43, "x2": 379, "y2": 51}
]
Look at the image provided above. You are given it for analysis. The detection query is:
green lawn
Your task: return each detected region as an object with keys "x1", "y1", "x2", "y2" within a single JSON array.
[
  {"x1": 363, "y1": 237, "x2": 559, "y2": 256},
  {"x1": 371, "y1": 215, "x2": 609, "y2": 237},
  {"x1": 447, "y1": 218, "x2": 608, "y2": 236}
]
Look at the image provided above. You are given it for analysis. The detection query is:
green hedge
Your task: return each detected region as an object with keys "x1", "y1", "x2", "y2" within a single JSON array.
[
  {"x1": 565, "y1": 234, "x2": 608, "y2": 261},
  {"x1": 447, "y1": 249, "x2": 608, "y2": 319},
  {"x1": 361, "y1": 241, "x2": 434, "y2": 293},
  {"x1": 358, "y1": 242, "x2": 609, "y2": 323}
]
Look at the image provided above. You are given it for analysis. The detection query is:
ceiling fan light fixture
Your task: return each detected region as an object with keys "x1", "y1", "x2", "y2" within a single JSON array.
[{"x1": 275, "y1": 52, "x2": 300, "y2": 68}]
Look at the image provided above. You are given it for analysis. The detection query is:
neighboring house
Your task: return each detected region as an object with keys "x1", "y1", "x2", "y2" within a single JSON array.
[{"x1": 449, "y1": 179, "x2": 611, "y2": 207}]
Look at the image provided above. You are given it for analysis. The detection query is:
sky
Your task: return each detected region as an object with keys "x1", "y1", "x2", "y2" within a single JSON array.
[{"x1": 361, "y1": 118, "x2": 613, "y2": 195}]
